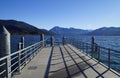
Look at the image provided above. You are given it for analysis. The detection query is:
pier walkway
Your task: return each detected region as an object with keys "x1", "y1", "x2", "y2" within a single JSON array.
[{"x1": 13, "y1": 44, "x2": 120, "y2": 78}]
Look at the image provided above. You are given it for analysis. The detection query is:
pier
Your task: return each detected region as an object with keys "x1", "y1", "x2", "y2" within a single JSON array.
[
  {"x1": 0, "y1": 27, "x2": 120, "y2": 78},
  {"x1": 13, "y1": 44, "x2": 119, "y2": 78}
]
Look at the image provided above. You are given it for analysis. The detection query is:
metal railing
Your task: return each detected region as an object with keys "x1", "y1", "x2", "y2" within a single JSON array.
[
  {"x1": 66, "y1": 38, "x2": 120, "y2": 74},
  {"x1": 0, "y1": 41, "x2": 44, "y2": 78},
  {"x1": 43, "y1": 36, "x2": 120, "y2": 74},
  {"x1": 1, "y1": 35, "x2": 118, "y2": 78}
]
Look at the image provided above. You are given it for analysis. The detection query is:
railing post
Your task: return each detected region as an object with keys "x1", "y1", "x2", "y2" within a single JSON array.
[
  {"x1": 62, "y1": 36, "x2": 66, "y2": 45},
  {"x1": 82, "y1": 42, "x2": 85, "y2": 52},
  {"x1": 108, "y1": 48, "x2": 111, "y2": 69},
  {"x1": 91, "y1": 36, "x2": 95, "y2": 52},
  {"x1": 21, "y1": 36, "x2": 24, "y2": 49},
  {"x1": 18, "y1": 42, "x2": 22, "y2": 73},
  {"x1": 91, "y1": 36, "x2": 95, "y2": 57},
  {"x1": 97, "y1": 46, "x2": 100, "y2": 61},
  {"x1": 50, "y1": 36, "x2": 54, "y2": 46},
  {"x1": 80, "y1": 41, "x2": 82, "y2": 49},
  {"x1": 76, "y1": 40, "x2": 77, "y2": 48},
  {"x1": 21, "y1": 36, "x2": 27, "y2": 66},
  {"x1": 94, "y1": 44, "x2": 99, "y2": 59},
  {"x1": 0, "y1": 26, "x2": 11, "y2": 78},
  {"x1": 86, "y1": 43, "x2": 88, "y2": 54},
  {"x1": 82, "y1": 42, "x2": 84, "y2": 51},
  {"x1": 40, "y1": 34, "x2": 45, "y2": 47}
]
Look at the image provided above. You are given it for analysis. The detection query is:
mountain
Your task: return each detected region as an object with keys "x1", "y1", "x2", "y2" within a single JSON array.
[
  {"x1": 0, "y1": 20, "x2": 50, "y2": 35},
  {"x1": 50, "y1": 26, "x2": 120, "y2": 36},
  {"x1": 88, "y1": 27, "x2": 120, "y2": 36},
  {"x1": 49, "y1": 26, "x2": 90, "y2": 36}
]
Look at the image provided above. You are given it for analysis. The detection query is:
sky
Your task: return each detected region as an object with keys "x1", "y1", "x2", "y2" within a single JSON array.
[{"x1": 0, "y1": 0, "x2": 120, "y2": 30}]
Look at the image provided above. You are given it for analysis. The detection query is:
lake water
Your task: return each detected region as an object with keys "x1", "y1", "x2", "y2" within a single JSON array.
[
  {"x1": 86, "y1": 36, "x2": 120, "y2": 51},
  {"x1": 65, "y1": 35, "x2": 120, "y2": 51},
  {"x1": 11, "y1": 35, "x2": 41, "y2": 52},
  {"x1": 10, "y1": 35, "x2": 120, "y2": 73}
]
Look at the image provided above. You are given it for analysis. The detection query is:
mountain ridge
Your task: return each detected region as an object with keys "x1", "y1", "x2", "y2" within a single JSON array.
[
  {"x1": 0, "y1": 20, "x2": 50, "y2": 35},
  {"x1": 49, "y1": 26, "x2": 120, "y2": 36},
  {"x1": 88, "y1": 27, "x2": 120, "y2": 36},
  {"x1": 49, "y1": 26, "x2": 91, "y2": 36}
]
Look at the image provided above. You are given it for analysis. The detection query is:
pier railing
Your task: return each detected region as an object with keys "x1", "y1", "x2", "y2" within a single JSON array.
[
  {"x1": 49, "y1": 36, "x2": 120, "y2": 74},
  {"x1": 0, "y1": 40, "x2": 45, "y2": 78},
  {"x1": 0, "y1": 26, "x2": 47, "y2": 78},
  {"x1": 66, "y1": 38, "x2": 120, "y2": 74}
]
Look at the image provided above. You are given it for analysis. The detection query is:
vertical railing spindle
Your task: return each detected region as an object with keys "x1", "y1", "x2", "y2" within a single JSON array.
[{"x1": 18, "y1": 42, "x2": 22, "y2": 73}]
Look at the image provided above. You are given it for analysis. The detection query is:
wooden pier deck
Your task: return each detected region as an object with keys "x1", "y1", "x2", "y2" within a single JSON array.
[{"x1": 13, "y1": 44, "x2": 120, "y2": 78}]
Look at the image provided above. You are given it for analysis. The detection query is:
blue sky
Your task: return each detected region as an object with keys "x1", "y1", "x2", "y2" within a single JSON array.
[{"x1": 0, "y1": 0, "x2": 120, "y2": 30}]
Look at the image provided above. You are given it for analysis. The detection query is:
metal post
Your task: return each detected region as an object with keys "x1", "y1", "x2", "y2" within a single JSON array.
[
  {"x1": 80, "y1": 41, "x2": 82, "y2": 49},
  {"x1": 82, "y1": 42, "x2": 84, "y2": 52},
  {"x1": 94, "y1": 44, "x2": 98, "y2": 59},
  {"x1": 21, "y1": 36, "x2": 27, "y2": 66},
  {"x1": 18, "y1": 42, "x2": 22, "y2": 73},
  {"x1": 40, "y1": 34, "x2": 44, "y2": 47},
  {"x1": 97, "y1": 46, "x2": 100, "y2": 61},
  {"x1": 91, "y1": 36, "x2": 95, "y2": 52},
  {"x1": 77, "y1": 40, "x2": 79, "y2": 48},
  {"x1": 108, "y1": 48, "x2": 111, "y2": 69},
  {"x1": 50, "y1": 36, "x2": 54, "y2": 46},
  {"x1": 62, "y1": 36, "x2": 66, "y2": 45},
  {"x1": 86, "y1": 43, "x2": 88, "y2": 54},
  {"x1": 21, "y1": 36, "x2": 24, "y2": 49},
  {"x1": 18, "y1": 42, "x2": 22, "y2": 50},
  {"x1": 91, "y1": 36, "x2": 95, "y2": 57},
  {"x1": 0, "y1": 26, "x2": 11, "y2": 78}
]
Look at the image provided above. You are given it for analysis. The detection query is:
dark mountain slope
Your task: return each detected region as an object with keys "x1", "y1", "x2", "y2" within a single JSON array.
[{"x1": 0, "y1": 20, "x2": 50, "y2": 35}]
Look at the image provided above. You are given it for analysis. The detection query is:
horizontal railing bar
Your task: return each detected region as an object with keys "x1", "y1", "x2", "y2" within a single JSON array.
[
  {"x1": 20, "y1": 50, "x2": 27, "y2": 56},
  {"x1": 0, "y1": 69, "x2": 6, "y2": 75},
  {"x1": 110, "y1": 49, "x2": 120, "y2": 53},
  {"x1": 27, "y1": 54, "x2": 34, "y2": 61},
  {"x1": 28, "y1": 47, "x2": 35, "y2": 55},
  {"x1": 26, "y1": 52, "x2": 32, "y2": 57},
  {"x1": 77, "y1": 41, "x2": 120, "y2": 54},
  {"x1": 10, "y1": 61, "x2": 18, "y2": 68},
  {"x1": 20, "y1": 45, "x2": 41, "y2": 61},
  {"x1": 20, "y1": 55, "x2": 26, "y2": 61},
  {"x1": 27, "y1": 52, "x2": 34, "y2": 59},
  {"x1": 11, "y1": 66, "x2": 18, "y2": 74},
  {"x1": 0, "y1": 56, "x2": 7, "y2": 61},
  {"x1": 23, "y1": 49, "x2": 35, "y2": 59},
  {"x1": 0, "y1": 41, "x2": 42, "y2": 61},
  {"x1": 11, "y1": 55, "x2": 18, "y2": 61},
  {"x1": 75, "y1": 40, "x2": 120, "y2": 52},
  {"x1": 20, "y1": 60, "x2": 26, "y2": 67},
  {"x1": 0, "y1": 62, "x2": 6, "y2": 67},
  {"x1": 28, "y1": 54, "x2": 34, "y2": 60},
  {"x1": 20, "y1": 46, "x2": 38, "y2": 56}
]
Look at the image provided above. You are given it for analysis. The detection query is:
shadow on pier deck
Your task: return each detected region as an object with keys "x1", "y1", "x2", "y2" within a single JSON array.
[{"x1": 13, "y1": 44, "x2": 120, "y2": 78}]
